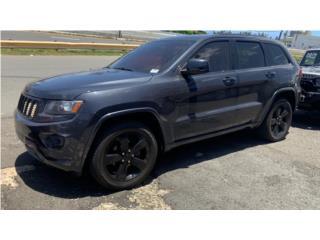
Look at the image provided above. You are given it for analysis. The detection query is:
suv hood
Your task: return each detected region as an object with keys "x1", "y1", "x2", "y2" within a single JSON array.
[
  {"x1": 301, "y1": 66, "x2": 320, "y2": 76},
  {"x1": 24, "y1": 68, "x2": 153, "y2": 99}
]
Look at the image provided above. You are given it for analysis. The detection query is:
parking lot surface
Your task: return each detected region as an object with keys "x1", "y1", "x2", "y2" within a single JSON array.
[{"x1": 1, "y1": 55, "x2": 320, "y2": 209}]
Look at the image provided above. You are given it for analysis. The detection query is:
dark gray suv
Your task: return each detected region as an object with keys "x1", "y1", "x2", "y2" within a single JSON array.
[{"x1": 15, "y1": 35, "x2": 301, "y2": 189}]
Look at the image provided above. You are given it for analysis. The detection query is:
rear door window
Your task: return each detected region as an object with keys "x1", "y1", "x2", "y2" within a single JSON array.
[
  {"x1": 235, "y1": 41, "x2": 265, "y2": 69},
  {"x1": 264, "y1": 43, "x2": 290, "y2": 66}
]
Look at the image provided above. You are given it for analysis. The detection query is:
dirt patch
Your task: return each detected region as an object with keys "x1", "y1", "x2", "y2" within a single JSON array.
[
  {"x1": 93, "y1": 202, "x2": 126, "y2": 210},
  {"x1": 1, "y1": 165, "x2": 36, "y2": 188},
  {"x1": 93, "y1": 180, "x2": 171, "y2": 210}
]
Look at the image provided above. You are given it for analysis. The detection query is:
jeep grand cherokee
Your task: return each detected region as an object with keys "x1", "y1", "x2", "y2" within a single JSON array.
[{"x1": 15, "y1": 35, "x2": 301, "y2": 189}]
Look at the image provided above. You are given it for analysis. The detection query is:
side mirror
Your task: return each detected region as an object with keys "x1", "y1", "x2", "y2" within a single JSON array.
[{"x1": 181, "y1": 58, "x2": 209, "y2": 75}]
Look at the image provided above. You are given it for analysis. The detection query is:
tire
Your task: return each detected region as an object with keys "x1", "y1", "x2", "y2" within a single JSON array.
[
  {"x1": 258, "y1": 99, "x2": 293, "y2": 142},
  {"x1": 90, "y1": 122, "x2": 158, "y2": 190}
]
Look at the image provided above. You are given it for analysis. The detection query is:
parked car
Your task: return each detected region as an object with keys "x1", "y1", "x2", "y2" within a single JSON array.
[
  {"x1": 299, "y1": 49, "x2": 320, "y2": 110},
  {"x1": 15, "y1": 35, "x2": 301, "y2": 190}
]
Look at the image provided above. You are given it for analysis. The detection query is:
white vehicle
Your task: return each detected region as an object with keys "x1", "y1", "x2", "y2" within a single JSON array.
[{"x1": 299, "y1": 49, "x2": 320, "y2": 110}]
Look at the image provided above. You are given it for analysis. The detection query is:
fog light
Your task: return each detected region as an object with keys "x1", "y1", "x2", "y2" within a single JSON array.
[{"x1": 42, "y1": 134, "x2": 65, "y2": 149}]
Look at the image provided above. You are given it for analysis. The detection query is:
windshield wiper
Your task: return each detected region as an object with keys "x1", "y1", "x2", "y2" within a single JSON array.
[{"x1": 112, "y1": 67, "x2": 133, "y2": 72}]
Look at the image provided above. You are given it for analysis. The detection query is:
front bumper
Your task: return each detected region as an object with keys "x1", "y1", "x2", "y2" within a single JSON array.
[
  {"x1": 299, "y1": 91, "x2": 320, "y2": 109},
  {"x1": 14, "y1": 110, "x2": 90, "y2": 173}
]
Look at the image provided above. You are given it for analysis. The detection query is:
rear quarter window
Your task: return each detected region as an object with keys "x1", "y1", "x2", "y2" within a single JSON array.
[
  {"x1": 264, "y1": 43, "x2": 290, "y2": 66},
  {"x1": 235, "y1": 42, "x2": 265, "y2": 69}
]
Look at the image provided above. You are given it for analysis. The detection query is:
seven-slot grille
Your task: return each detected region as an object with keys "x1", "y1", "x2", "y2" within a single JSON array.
[
  {"x1": 300, "y1": 74, "x2": 320, "y2": 92},
  {"x1": 302, "y1": 74, "x2": 318, "y2": 80},
  {"x1": 17, "y1": 95, "x2": 42, "y2": 119}
]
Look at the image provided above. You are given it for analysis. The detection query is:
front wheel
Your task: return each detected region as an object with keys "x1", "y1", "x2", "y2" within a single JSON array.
[
  {"x1": 90, "y1": 122, "x2": 158, "y2": 190},
  {"x1": 258, "y1": 99, "x2": 293, "y2": 142}
]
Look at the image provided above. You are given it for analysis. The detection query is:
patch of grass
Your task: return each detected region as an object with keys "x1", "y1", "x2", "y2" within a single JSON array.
[
  {"x1": 1, "y1": 48, "x2": 125, "y2": 56},
  {"x1": 167, "y1": 30, "x2": 207, "y2": 35},
  {"x1": 289, "y1": 49, "x2": 305, "y2": 63},
  {"x1": 291, "y1": 52, "x2": 304, "y2": 63}
]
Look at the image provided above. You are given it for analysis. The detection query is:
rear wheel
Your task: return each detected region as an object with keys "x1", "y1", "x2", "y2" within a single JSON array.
[
  {"x1": 258, "y1": 99, "x2": 293, "y2": 142},
  {"x1": 90, "y1": 122, "x2": 158, "y2": 190}
]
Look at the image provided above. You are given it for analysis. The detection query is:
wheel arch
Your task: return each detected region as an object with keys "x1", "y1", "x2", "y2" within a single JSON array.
[
  {"x1": 80, "y1": 108, "x2": 168, "y2": 173},
  {"x1": 272, "y1": 88, "x2": 297, "y2": 110},
  {"x1": 257, "y1": 87, "x2": 298, "y2": 126}
]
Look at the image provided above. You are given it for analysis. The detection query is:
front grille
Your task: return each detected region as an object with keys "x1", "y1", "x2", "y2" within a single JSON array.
[
  {"x1": 302, "y1": 74, "x2": 317, "y2": 79},
  {"x1": 17, "y1": 95, "x2": 43, "y2": 119},
  {"x1": 300, "y1": 74, "x2": 320, "y2": 92}
]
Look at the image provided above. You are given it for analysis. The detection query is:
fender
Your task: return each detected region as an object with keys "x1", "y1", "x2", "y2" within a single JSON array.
[
  {"x1": 255, "y1": 87, "x2": 298, "y2": 126},
  {"x1": 79, "y1": 107, "x2": 171, "y2": 172}
]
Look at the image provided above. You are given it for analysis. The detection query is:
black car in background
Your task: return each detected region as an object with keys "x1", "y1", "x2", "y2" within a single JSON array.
[
  {"x1": 299, "y1": 49, "x2": 320, "y2": 110},
  {"x1": 15, "y1": 35, "x2": 301, "y2": 190}
]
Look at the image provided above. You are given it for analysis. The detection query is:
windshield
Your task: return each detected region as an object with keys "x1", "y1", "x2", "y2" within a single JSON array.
[
  {"x1": 108, "y1": 39, "x2": 196, "y2": 74},
  {"x1": 300, "y1": 51, "x2": 320, "y2": 66}
]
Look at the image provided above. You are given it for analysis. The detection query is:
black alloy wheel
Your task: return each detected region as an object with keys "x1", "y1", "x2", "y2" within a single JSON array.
[
  {"x1": 269, "y1": 104, "x2": 291, "y2": 139},
  {"x1": 90, "y1": 122, "x2": 158, "y2": 190},
  {"x1": 104, "y1": 132, "x2": 152, "y2": 181},
  {"x1": 259, "y1": 99, "x2": 293, "y2": 142}
]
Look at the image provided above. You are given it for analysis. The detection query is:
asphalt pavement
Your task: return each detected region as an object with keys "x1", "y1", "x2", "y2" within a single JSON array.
[
  {"x1": 1, "y1": 55, "x2": 114, "y2": 118},
  {"x1": 1, "y1": 55, "x2": 320, "y2": 209}
]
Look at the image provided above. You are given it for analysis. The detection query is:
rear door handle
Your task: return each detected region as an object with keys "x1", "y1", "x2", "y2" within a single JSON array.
[
  {"x1": 223, "y1": 76, "x2": 236, "y2": 86},
  {"x1": 265, "y1": 71, "x2": 276, "y2": 79}
]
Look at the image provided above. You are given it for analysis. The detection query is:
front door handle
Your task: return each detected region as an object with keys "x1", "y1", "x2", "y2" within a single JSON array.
[
  {"x1": 223, "y1": 76, "x2": 236, "y2": 86},
  {"x1": 265, "y1": 71, "x2": 276, "y2": 79}
]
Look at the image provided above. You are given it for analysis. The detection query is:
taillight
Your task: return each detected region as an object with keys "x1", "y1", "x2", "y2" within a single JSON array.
[{"x1": 298, "y1": 68, "x2": 303, "y2": 79}]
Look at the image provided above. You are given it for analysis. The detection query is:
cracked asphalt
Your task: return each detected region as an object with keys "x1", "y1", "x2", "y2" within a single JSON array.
[{"x1": 1, "y1": 55, "x2": 320, "y2": 209}]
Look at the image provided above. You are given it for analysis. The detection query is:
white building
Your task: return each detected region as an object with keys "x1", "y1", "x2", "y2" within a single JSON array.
[{"x1": 291, "y1": 34, "x2": 320, "y2": 50}]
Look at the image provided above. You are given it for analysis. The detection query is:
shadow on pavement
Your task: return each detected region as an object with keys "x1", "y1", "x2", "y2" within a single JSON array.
[
  {"x1": 16, "y1": 110, "x2": 319, "y2": 199},
  {"x1": 154, "y1": 129, "x2": 267, "y2": 177},
  {"x1": 16, "y1": 129, "x2": 266, "y2": 199},
  {"x1": 292, "y1": 110, "x2": 320, "y2": 130},
  {"x1": 15, "y1": 152, "x2": 111, "y2": 198}
]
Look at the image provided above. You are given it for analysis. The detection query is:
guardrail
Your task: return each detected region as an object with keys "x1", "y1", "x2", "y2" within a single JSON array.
[{"x1": 0, "y1": 40, "x2": 140, "y2": 50}]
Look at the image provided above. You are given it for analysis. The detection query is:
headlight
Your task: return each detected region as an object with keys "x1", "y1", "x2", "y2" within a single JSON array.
[{"x1": 44, "y1": 100, "x2": 83, "y2": 115}]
